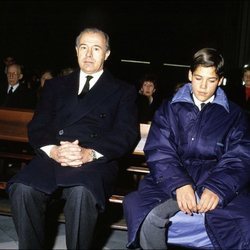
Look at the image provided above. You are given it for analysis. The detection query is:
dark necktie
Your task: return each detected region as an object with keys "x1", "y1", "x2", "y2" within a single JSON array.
[
  {"x1": 78, "y1": 75, "x2": 93, "y2": 98},
  {"x1": 200, "y1": 102, "x2": 206, "y2": 110},
  {"x1": 8, "y1": 87, "x2": 13, "y2": 95}
]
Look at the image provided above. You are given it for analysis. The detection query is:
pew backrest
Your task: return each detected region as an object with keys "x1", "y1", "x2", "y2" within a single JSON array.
[
  {"x1": 0, "y1": 108, "x2": 35, "y2": 190},
  {"x1": 0, "y1": 107, "x2": 34, "y2": 142}
]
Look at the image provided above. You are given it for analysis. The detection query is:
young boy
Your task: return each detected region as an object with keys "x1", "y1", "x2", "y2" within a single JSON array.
[{"x1": 124, "y1": 48, "x2": 250, "y2": 249}]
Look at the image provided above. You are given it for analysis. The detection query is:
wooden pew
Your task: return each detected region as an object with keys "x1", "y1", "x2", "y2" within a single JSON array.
[
  {"x1": 109, "y1": 123, "x2": 150, "y2": 230},
  {"x1": 0, "y1": 107, "x2": 34, "y2": 190},
  {"x1": 0, "y1": 107, "x2": 34, "y2": 143}
]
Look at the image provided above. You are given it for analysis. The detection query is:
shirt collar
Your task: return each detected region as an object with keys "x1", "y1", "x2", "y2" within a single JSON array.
[
  {"x1": 79, "y1": 70, "x2": 103, "y2": 93},
  {"x1": 192, "y1": 93, "x2": 215, "y2": 110},
  {"x1": 80, "y1": 70, "x2": 103, "y2": 83},
  {"x1": 8, "y1": 83, "x2": 19, "y2": 92},
  {"x1": 171, "y1": 83, "x2": 230, "y2": 113}
]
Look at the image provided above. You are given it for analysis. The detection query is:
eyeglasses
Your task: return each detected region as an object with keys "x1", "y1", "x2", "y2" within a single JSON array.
[{"x1": 7, "y1": 72, "x2": 20, "y2": 77}]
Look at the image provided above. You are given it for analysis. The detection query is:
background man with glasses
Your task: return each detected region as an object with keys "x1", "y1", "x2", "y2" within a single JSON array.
[{"x1": 0, "y1": 63, "x2": 36, "y2": 109}]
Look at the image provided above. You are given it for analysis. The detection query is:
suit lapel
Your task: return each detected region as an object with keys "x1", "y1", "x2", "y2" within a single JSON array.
[
  {"x1": 59, "y1": 71, "x2": 80, "y2": 115},
  {"x1": 64, "y1": 70, "x2": 118, "y2": 127}
]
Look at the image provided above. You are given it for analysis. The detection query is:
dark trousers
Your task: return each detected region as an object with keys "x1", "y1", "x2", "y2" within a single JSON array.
[{"x1": 9, "y1": 183, "x2": 98, "y2": 250}]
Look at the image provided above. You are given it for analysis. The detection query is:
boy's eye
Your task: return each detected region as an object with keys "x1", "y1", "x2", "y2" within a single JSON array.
[
  {"x1": 208, "y1": 80, "x2": 216, "y2": 84},
  {"x1": 195, "y1": 77, "x2": 202, "y2": 81}
]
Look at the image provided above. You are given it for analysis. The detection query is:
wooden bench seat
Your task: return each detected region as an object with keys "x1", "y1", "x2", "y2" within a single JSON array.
[
  {"x1": 0, "y1": 107, "x2": 34, "y2": 189},
  {"x1": 109, "y1": 194, "x2": 124, "y2": 204},
  {"x1": 107, "y1": 124, "x2": 150, "y2": 230},
  {"x1": 110, "y1": 218, "x2": 127, "y2": 230},
  {"x1": 0, "y1": 107, "x2": 34, "y2": 143},
  {"x1": 127, "y1": 165, "x2": 149, "y2": 174}
]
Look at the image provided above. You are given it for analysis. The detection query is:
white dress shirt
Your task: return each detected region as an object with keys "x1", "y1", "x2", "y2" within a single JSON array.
[
  {"x1": 192, "y1": 94, "x2": 215, "y2": 111},
  {"x1": 78, "y1": 70, "x2": 103, "y2": 94},
  {"x1": 7, "y1": 83, "x2": 19, "y2": 93}
]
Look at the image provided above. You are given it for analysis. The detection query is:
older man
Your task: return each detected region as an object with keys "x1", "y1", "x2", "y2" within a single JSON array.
[{"x1": 7, "y1": 27, "x2": 139, "y2": 249}]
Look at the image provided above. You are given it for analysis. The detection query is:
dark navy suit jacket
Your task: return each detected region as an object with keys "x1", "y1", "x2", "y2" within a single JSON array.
[{"x1": 7, "y1": 69, "x2": 139, "y2": 211}]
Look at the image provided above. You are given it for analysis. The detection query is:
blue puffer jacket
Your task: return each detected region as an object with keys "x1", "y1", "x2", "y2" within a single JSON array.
[{"x1": 123, "y1": 83, "x2": 250, "y2": 249}]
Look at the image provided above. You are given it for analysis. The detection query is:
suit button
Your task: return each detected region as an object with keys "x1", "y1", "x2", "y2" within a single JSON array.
[
  {"x1": 59, "y1": 129, "x2": 64, "y2": 135},
  {"x1": 90, "y1": 133, "x2": 97, "y2": 138},
  {"x1": 100, "y1": 113, "x2": 106, "y2": 118}
]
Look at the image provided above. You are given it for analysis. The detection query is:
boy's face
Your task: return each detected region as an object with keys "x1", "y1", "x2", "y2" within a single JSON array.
[{"x1": 189, "y1": 66, "x2": 223, "y2": 102}]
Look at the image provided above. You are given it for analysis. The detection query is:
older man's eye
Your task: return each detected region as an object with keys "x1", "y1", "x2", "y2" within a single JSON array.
[{"x1": 79, "y1": 45, "x2": 87, "y2": 50}]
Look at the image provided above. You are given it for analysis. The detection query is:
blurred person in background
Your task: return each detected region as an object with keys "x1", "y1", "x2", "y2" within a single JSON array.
[
  {"x1": 0, "y1": 63, "x2": 36, "y2": 109},
  {"x1": 136, "y1": 74, "x2": 161, "y2": 124}
]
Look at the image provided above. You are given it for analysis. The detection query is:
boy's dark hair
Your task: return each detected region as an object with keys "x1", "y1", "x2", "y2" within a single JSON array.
[{"x1": 190, "y1": 48, "x2": 224, "y2": 78}]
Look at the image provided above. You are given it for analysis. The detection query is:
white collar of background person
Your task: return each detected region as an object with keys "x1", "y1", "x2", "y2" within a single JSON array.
[{"x1": 7, "y1": 84, "x2": 19, "y2": 94}]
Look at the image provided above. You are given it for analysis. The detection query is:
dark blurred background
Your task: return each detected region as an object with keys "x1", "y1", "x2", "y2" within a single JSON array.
[{"x1": 0, "y1": 0, "x2": 250, "y2": 98}]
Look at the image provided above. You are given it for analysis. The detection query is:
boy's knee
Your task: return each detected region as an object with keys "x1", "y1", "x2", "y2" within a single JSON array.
[{"x1": 146, "y1": 209, "x2": 169, "y2": 228}]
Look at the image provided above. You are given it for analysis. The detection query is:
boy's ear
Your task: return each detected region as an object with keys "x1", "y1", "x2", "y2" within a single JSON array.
[
  {"x1": 218, "y1": 77, "x2": 224, "y2": 86},
  {"x1": 188, "y1": 70, "x2": 192, "y2": 82}
]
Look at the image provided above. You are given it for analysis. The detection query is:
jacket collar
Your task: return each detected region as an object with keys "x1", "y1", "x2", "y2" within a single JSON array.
[
  {"x1": 63, "y1": 69, "x2": 119, "y2": 127},
  {"x1": 171, "y1": 83, "x2": 230, "y2": 113}
]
